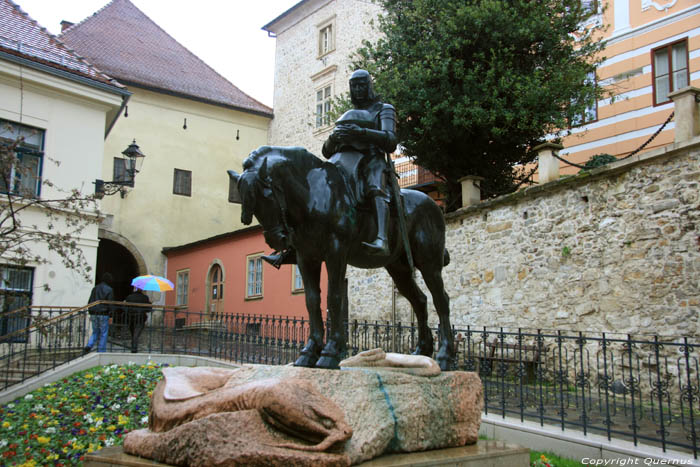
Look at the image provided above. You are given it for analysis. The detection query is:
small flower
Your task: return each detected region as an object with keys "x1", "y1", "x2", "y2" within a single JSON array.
[
  {"x1": 24, "y1": 394, "x2": 33, "y2": 400},
  {"x1": 1, "y1": 422, "x2": 10, "y2": 429},
  {"x1": 36, "y1": 436, "x2": 50, "y2": 444},
  {"x1": 140, "y1": 416, "x2": 148, "y2": 425}
]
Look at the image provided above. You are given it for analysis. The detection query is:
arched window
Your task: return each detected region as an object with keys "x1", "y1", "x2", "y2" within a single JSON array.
[{"x1": 209, "y1": 264, "x2": 224, "y2": 315}]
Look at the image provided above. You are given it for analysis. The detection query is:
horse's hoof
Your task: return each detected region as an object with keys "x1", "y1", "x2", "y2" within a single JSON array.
[
  {"x1": 294, "y1": 354, "x2": 318, "y2": 368},
  {"x1": 412, "y1": 346, "x2": 433, "y2": 358},
  {"x1": 315, "y1": 355, "x2": 340, "y2": 370}
]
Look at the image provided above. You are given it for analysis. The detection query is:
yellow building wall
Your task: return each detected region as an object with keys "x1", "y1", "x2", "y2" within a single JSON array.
[
  {"x1": 100, "y1": 87, "x2": 270, "y2": 278},
  {"x1": 558, "y1": 1, "x2": 699, "y2": 173}
]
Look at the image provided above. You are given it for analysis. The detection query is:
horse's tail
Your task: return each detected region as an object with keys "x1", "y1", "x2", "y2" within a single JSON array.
[{"x1": 443, "y1": 248, "x2": 450, "y2": 267}]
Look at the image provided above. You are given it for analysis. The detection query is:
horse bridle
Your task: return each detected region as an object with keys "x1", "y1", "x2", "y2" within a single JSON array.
[{"x1": 258, "y1": 172, "x2": 294, "y2": 247}]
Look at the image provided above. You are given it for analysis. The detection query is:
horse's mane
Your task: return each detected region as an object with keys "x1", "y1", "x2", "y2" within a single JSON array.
[{"x1": 243, "y1": 146, "x2": 324, "y2": 173}]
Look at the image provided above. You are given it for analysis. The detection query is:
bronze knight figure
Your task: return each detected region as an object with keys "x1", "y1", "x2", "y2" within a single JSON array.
[{"x1": 262, "y1": 69, "x2": 397, "y2": 267}]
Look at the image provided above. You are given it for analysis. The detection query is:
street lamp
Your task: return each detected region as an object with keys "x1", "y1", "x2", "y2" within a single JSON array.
[{"x1": 95, "y1": 139, "x2": 146, "y2": 198}]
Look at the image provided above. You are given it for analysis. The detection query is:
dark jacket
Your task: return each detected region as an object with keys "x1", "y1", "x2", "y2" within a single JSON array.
[
  {"x1": 125, "y1": 291, "x2": 151, "y2": 313},
  {"x1": 88, "y1": 282, "x2": 114, "y2": 315}
]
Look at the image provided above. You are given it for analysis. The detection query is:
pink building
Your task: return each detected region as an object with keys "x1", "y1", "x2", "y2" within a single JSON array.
[{"x1": 162, "y1": 226, "x2": 327, "y2": 321}]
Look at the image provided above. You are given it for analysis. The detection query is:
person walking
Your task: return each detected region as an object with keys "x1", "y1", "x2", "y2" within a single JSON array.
[
  {"x1": 85, "y1": 272, "x2": 114, "y2": 353},
  {"x1": 124, "y1": 287, "x2": 151, "y2": 353}
]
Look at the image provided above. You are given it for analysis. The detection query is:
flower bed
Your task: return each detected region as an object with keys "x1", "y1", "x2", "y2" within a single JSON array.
[{"x1": 0, "y1": 362, "x2": 165, "y2": 466}]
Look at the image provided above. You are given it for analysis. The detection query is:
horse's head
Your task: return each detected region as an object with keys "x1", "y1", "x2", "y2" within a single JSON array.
[{"x1": 228, "y1": 153, "x2": 292, "y2": 252}]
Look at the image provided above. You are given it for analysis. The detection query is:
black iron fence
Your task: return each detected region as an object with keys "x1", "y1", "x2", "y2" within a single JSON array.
[{"x1": 1, "y1": 306, "x2": 698, "y2": 457}]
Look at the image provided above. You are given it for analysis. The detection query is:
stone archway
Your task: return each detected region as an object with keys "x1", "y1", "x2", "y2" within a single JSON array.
[{"x1": 96, "y1": 229, "x2": 147, "y2": 301}]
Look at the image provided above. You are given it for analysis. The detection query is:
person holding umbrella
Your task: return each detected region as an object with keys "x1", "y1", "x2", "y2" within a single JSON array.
[
  {"x1": 127, "y1": 275, "x2": 173, "y2": 353},
  {"x1": 124, "y1": 286, "x2": 151, "y2": 353}
]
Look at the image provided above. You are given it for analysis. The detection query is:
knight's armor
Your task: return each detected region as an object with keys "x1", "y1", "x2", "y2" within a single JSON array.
[
  {"x1": 323, "y1": 102, "x2": 397, "y2": 203},
  {"x1": 263, "y1": 70, "x2": 395, "y2": 267}
]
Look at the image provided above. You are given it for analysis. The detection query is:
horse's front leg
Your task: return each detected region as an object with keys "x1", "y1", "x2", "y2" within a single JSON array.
[
  {"x1": 294, "y1": 257, "x2": 324, "y2": 368},
  {"x1": 316, "y1": 244, "x2": 348, "y2": 370}
]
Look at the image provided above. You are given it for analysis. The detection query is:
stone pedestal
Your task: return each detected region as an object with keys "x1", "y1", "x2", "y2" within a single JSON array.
[
  {"x1": 533, "y1": 142, "x2": 564, "y2": 184},
  {"x1": 458, "y1": 176, "x2": 484, "y2": 207},
  {"x1": 122, "y1": 364, "x2": 484, "y2": 466},
  {"x1": 669, "y1": 86, "x2": 700, "y2": 143},
  {"x1": 86, "y1": 440, "x2": 529, "y2": 467}
]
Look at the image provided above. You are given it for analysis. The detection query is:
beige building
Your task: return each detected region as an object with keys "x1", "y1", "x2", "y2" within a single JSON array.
[
  {"x1": 0, "y1": 0, "x2": 127, "y2": 312},
  {"x1": 263, "y1": 0, "x2": 382, "y2": 156},
  {"x1": 61, "y1": 0, "x2": 273, "y2": 300}
]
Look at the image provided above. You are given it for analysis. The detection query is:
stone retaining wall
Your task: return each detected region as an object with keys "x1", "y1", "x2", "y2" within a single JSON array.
[{"x1": 347, "y1": 138, "x2": 700, "y2": 338}]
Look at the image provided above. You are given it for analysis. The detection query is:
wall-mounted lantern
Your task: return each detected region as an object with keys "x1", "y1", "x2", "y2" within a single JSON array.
[{"x1": 95, "y1": 139, "x2": 146, "y2": 198}]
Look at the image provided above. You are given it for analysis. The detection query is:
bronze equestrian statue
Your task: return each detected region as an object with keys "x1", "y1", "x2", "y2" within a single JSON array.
[{"x1": 228, "y1": 70, "x2": 455, "y2": 370}]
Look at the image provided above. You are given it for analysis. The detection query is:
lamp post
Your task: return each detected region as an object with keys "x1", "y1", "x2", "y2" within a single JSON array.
[{"x1": 95, "y1": 139, "x2": 145, "y2": 198}]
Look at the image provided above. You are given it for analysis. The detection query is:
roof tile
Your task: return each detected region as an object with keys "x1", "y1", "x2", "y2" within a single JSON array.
[
  {"x1": 0, "y1": 0, "x2": 123, "y2": 88},
  {"x1": 60, "y1": 0, "x2": 272, "y2": 116}
]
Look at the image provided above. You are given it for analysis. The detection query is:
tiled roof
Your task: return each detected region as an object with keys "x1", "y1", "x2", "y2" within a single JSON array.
[
  {"x1": 0, "y1": 0, "x2": 124, "y2": 89},
  {"x1": 60, "y1": 0, "x2": 273, "y2": 116}
]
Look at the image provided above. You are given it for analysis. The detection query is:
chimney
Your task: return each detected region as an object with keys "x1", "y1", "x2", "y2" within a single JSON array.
[{"x1": 60, "y1": 20, "x2": 74, "y2": 32}]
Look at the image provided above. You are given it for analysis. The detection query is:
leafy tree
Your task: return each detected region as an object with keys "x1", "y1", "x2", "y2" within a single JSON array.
[
  {"x1": 0, "y1": 135, "x2": 100, "y2": 289},
  {"x1": 353, "y1": 0, "x2": 608, "y2": 210}
]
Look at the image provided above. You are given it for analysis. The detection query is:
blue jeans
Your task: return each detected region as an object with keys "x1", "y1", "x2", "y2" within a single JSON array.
[{"x1": 87, "y1": 315, "x2": 110, "y2": 352}]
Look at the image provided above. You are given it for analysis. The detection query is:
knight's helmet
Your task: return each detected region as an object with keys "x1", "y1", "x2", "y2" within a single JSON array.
[{"x1": 349, "y1": 69, "x2": 378, "y2": 106}]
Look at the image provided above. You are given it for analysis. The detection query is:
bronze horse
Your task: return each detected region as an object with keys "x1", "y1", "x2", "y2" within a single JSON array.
[{"x1": 228, "y1": 146, "x2": 455, "y2": 370}]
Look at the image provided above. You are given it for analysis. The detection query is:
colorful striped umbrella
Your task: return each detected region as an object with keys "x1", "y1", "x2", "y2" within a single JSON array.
[{"x1": 131, "y1": 275, "x2": 174, "y2": 292}]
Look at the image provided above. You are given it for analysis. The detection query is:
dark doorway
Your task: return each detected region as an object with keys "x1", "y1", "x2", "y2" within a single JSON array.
[
  {"x1": 95, "y1": 238, "x2": 139, "y2": 301},
  {"x1": 96, "y1": 238, "x2": 140, "y2": 336}
]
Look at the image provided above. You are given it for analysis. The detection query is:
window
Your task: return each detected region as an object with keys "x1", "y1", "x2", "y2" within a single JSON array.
[
  {"x1": 176, "y1": 270, "x2": 189, "y2": 306},
  {"x1": 246, "y1": 254, "x2": 263, "y2": 299},
  {"x1": 0, "y1": 120, "x2": 44, "y2": 197},
  {"x1": 581, "y1": 0, "x2": 598, "y2": 15},
  {"x1": 652, "y1": 39, "x2": 689, "y2": 106},
  {"x1": 0, "y1": 265, "x2": 33, "y2": 341},
  {"x1": 209, "y1": 264, "x2": 223, "y2": 314},
  {"x1": 570, "y1": 71, "x2": 598, "y2": 126},
  {"x1": 292, "y1": 265, "x2": 304, "y2": 293},
  {"x1": 113, "y1": 158, "x2": 134, "y2": 186},
  {"x1": 318, "y1": 21, "x2": 335, "y2": 57},
  {"x1": 173, "y1": 168, "x2": 192, "y2": 196},
  {"x1": 316, "y1": 85, "x2": 332, "y2": 128}
]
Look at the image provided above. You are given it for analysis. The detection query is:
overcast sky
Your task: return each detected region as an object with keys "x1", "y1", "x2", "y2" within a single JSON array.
[{"x1": 14, "y1": 0, "x2": 301, "y2": 108}]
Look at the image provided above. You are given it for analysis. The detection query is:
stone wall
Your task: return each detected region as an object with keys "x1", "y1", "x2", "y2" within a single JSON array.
[{"x1": 347, "y1": 138, "x2": 700, "y2": 338}]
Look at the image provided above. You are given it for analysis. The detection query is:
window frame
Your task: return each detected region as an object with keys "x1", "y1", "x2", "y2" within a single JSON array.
[
  {"x1": 176, "y1": 269, "x2": 189, "y2": 306},
  {"x1": 651, "y1": 38, "x2": 689, "y2": 107},
  {"x1": 570, "y1": 70, "x2": 599, "y2": 127},
  {"x1": 245, "y1": 253, "x2": 264, "y2": 300},
  {"x1": 292, "y1": 265, "x2": 304, "y2": 294},
  {"x1": 0, "y1": 265, "x2": 34, "y2": 342},
  {"x1": 173, "y1": 168, "x2": 192, "y2": 197},
  {"x1": 317, "y1": 16, "x2": 336, "y2": 58},
  {"x1": 0, "y1": 119, "x2": 45, "y2": 198},
  {"x1": 315, "y1": 84, "x2": 333, "y2": 129},
  {"x1": 113, "y1": 157, "x2": 134, "y2": 186}
]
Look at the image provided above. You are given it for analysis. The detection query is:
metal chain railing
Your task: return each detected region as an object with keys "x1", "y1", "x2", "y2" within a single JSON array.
[{"x1": 552, "y1": 111, "x2": 675, "y2": 169}]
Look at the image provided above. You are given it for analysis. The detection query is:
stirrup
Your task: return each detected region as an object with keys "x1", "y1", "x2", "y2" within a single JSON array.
[
  {"x1": 362, "y1": 238, "x2": 389, "y2": 256},
  {"x1": 262, "y1": 249, "x2": 294, "y2": 269}
]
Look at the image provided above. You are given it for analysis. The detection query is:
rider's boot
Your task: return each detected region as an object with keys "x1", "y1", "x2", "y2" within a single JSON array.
[
  {"x1": 362, "y1": 196, "x2": 390, "y2": 256},
  {"x1": 262, "y1": 248, "x2": 297, "y2": 269}
]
